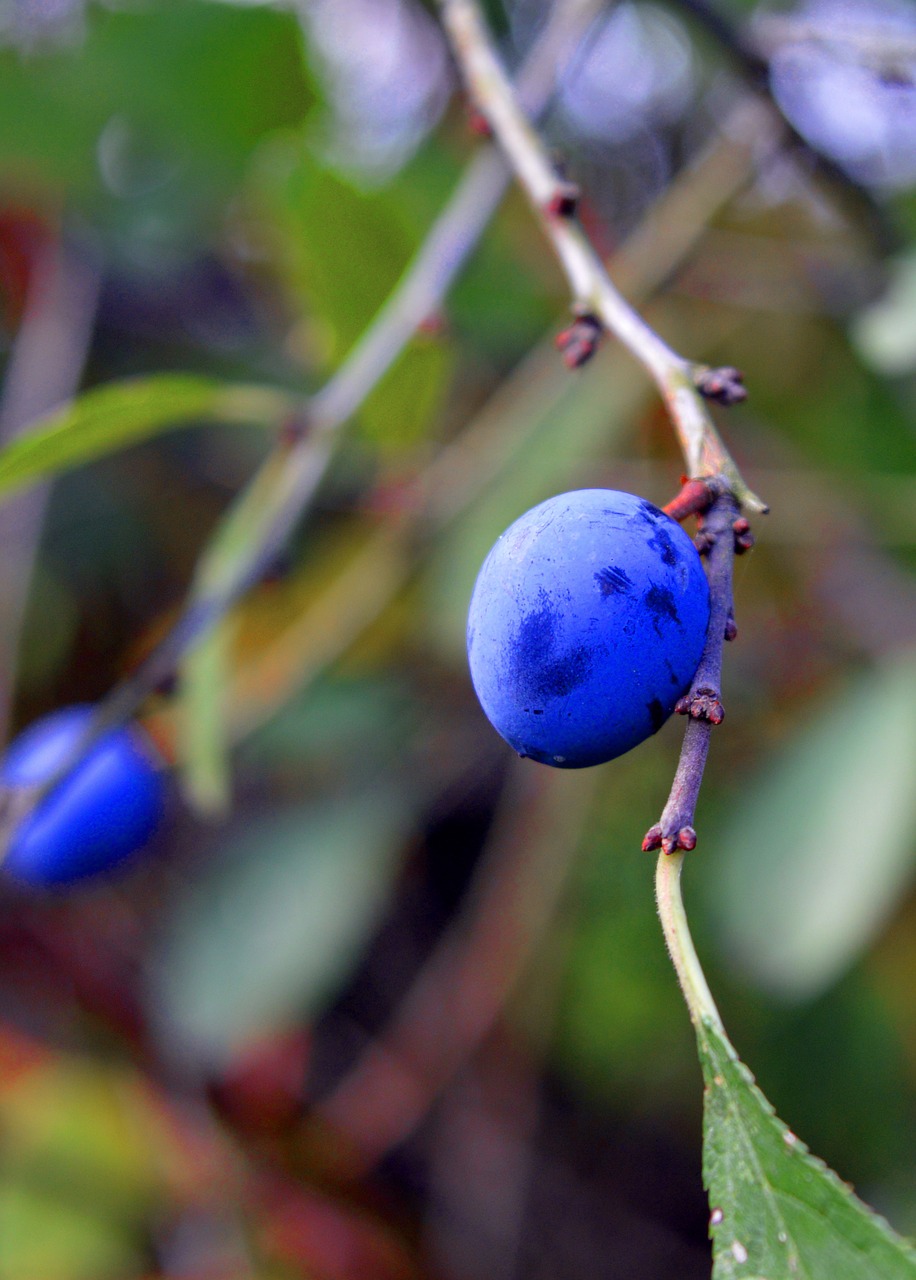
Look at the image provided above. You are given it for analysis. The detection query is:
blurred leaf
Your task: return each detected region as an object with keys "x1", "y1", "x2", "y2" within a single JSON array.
[
  {"x1": 0, "y1": 376, "x2": 295, "y2": 501},
  {"x1": 727, "y1": 315, "x2": 916, "y2": 476},
  {"x1": 261, "y1": 151, "x2": 416, "y2": 357},
  {"x1": 16, "y1": 562, "x2": 79, "y2": 692},
  {"x1": 252, "y1": 139, "x2": 454, "y2": 451},
  {"x1": 852, "y1": 251, "x2": 916, "y2": 375},
  {"x1": 738, "y1": 976, "x2": 914, "y2": 1191},
  {"x1": 711, "y1": 652, "x2": 916, "y2": 1001},
  {"x1": 179, "y1": 618, "x2": 234, "y2": 818},
  {"x1": 700, "y1": 1015, "x2": 916, "y2": 1278},
  {"x1": 0, "y1": 0, "x2": 310, "y2": 249},
  {"x1": 243, "y1": 675, "x2": 415, "y2": 769},
  {"x1": 0, "y1": 1185, "x2": 138, "y2": 1280},
  {"x1": 151, "y1": 791, "x2": 411, "y2": 1066},
  {"x1": 224, "y1": 522, "x2": 413, "y2": 744},
  {"x1": 0, "y1": 1057, "x2": 164, "y2": 1209},
  {"x1": 0, "y1": 1054, "x2": 172, "y2": 1279},
  {"x1": 552, "y1": 763, "x2": 697, "y2": 1101},
  {"x1": 360, "y1": 336, "x2": 453, "y2": 452}
]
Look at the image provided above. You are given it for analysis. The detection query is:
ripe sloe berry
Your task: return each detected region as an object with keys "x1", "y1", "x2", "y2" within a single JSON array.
[
  {"x1": 467, "y1": 489, "x2": 710, "y2": 767},
  {"x1": 0, "y1": 706, "x2": 165, "y2": 884}
]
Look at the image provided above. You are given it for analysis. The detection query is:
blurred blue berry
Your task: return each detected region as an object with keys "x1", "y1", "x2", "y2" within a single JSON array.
[{"x1": 0, "y1": 706, "x2": 165, "y2": 884}]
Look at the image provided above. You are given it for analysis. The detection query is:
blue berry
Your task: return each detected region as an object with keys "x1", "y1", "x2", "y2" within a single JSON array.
[
  {"x1": 467, "y1": 489, "x2": 710, "y2": 767},
  {"x1": 0, "y1": 706, "x2": 165, "y2": 884}
]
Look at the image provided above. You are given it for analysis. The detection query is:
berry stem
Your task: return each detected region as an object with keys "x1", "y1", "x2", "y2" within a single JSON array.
[
  {"x1": 643, "y1": 490, "x2": 739, "y2": 854},
  {"x1": 436, "y1": 0, "x2": 767, "y2": 515}
]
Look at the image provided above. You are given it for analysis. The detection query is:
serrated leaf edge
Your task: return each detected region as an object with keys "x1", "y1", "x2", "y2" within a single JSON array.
[{"x1": 699, "y1": 1016, "x2": 916, "y2": 1278}]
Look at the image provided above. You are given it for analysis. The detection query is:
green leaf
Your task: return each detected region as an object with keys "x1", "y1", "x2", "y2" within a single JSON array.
[
  {"x1": 0, "y1": 376, "x2": 295, "y2": 502},
  {"x1": 710, "y1": 653, "x2": 916, "y2": 1001},
  {"x1": 699, "y1": 1015, "x2": 916, "y2": 1279},
  {"x1": 0, "y1": 0, "x2": 311, "y2": 248},
  {"x1": 252, "y1": 139, "x2": 454, "y2": 451},
  {"x1": 359, "y1": 337, "x2": 454, "y2": 452},
  {"x1": 256, "y1": 143, "x2": 417, "y2": 358},
  {"x1": 0, "y1": 1185, "x2": 138, "y2": 1280},
  {"x1": 149, "y1": 792, "x2": 411, "y2": 1066}
]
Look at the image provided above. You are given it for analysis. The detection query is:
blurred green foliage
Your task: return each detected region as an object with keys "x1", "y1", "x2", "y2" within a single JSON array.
[{"x1": 0, "y1": 0, "x2": 914, "y2": 1276}]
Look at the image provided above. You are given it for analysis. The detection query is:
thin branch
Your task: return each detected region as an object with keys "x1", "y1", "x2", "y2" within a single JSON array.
[
  {"x1": 437, "y1": 0, "x2": 767, "y2": 514},
  {"x1": 652, "y1": 492, "x2": 743, "y2": 1031},
  {"x1": 642, "y1": 488, "x2": 740, "y2": 856},
  {"x1": 0, "y1": 0, "x2": 608, "y2": 853}
]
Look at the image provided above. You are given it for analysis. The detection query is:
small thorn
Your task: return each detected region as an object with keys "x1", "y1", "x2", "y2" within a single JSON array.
[
  {"x1": 467, "y1": 108, "x2": 491, "y2": 138},
  {"x1": 279, "y1": 415, "x2": 309, "y2": 446},
  {"x1": 735, "y1": 529, "x2": 755, "y2": 554},
  {"x1": 695, "y1": 365, "x2": 747, "y2": 406},
  {"x1": 546, "y1": 181, "x2": 580, "y2": 218},
  {"x1": 555, "y1": 312, "x2": 602, "y2": 369},
  {"x1": 642, "y1": 824, "x2": 663, "y2": 852},
  {"x1": 678, "y1": 687, "x2": 725, "y2": 724},
  {"x1": 724, "y1": 613, "x2": 738, "y2": 642},
  {"x1": 417, "y1": 310, "x2": 448, "y2": 337},
  {"x1": 694, "y1": 528, "x2": 716, "y2": 555}
]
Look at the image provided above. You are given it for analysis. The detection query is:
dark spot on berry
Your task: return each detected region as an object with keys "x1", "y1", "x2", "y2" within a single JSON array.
[
  {"x1": 647, "y1": 525, "x2": 678, "y2": 567},
  {"x1": 538, "y1": 648, "x2": 593, "y2": 698},
  {"x1": 532, "y1": 709, "x2": 544, "y2": 715},
  {"x1": 637, "y1": 500, "x2": 665, "y2": 524},
  {"x1": 594, "y1": 565, "x2": 634, "y2": 596},
  {"x1": 512, "y1": 601, "x2": 594, "y2": 701},
  {"x1": 647, "y1": 698, "x2": 665, "y2": 732},
  {"x1": 665, "y1": 659, "x2": 681, "y2": 687},
  {"x1": 644, "y1": 584, "x2": 680, "y2": 635}
]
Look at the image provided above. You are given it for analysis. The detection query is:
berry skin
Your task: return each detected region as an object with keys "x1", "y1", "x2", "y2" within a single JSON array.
[
  {"x1": 0, "y1": 706, "x2": 165, "y2": 885},
  {"x1": 466, "y1": 489, "x2": 710, "y2": 768}
]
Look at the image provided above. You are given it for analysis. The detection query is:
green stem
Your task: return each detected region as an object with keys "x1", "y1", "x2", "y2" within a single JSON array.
[{"x1": 655, "y1": 850, "x2": 723, "y2": 1032}]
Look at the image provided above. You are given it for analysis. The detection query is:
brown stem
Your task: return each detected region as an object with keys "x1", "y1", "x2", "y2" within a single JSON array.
[{"x1": 643, "y1": 489, "x2": 740, "y2": 855}]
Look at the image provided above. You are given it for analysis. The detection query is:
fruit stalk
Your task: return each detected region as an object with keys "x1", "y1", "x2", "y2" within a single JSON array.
[
  {"x1": 643, "y1": 489, "x2": 739, "y2": 854},
  {"x1": 652, "y1": 489, "x2": 741, "y2": 1029}
]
